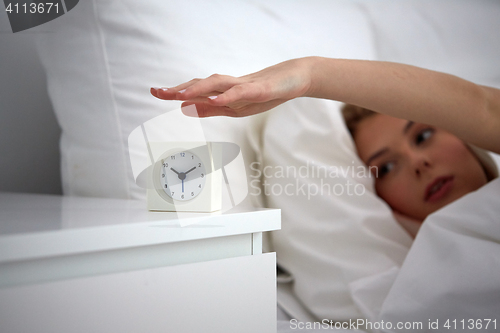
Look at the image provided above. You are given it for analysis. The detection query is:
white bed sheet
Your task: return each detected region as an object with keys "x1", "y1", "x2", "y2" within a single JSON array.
[
  {"x1": 351, "y1": 178, "x2": 500, "y2": 332},
  {"x1": 277, "y1": 303, "x2": 367, "y2": 332},
  {"x1": 277, "y1": 320, "x2": 365, "y2": 333},
  {"x1": 277, "y1": 177, "x2": 500, "y2": 333}
]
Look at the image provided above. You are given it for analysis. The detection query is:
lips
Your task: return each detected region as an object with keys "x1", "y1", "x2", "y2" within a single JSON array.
[{"x1": 425, "y1": 176, "x2": 454, "y2": 202}]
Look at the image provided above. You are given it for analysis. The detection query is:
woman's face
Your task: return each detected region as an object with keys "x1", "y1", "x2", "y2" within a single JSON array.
[{"x1": 354, "y1": 114, "x2": 487, "y2": 221}]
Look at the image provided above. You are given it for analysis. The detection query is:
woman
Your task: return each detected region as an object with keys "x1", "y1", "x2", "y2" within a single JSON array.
[
  {"x1": 340, "y1": 104, "x2": 496, "y2": 236},
  {"x1": 150, "y1": 57, "x2": 500, "y2": 235}
]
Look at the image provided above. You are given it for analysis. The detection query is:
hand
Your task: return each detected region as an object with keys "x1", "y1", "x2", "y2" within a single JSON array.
[
  {"x1": 150, "y1": 58, "x2": 315, "y2": 118},
  {"x1": 392, "y1": 210, "x2": 423, "y2": 239}
]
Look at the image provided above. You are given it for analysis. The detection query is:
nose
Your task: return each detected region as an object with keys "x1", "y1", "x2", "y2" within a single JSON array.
[{"x1": 411, "y1": 152, "x2": 432, "y2": 177}]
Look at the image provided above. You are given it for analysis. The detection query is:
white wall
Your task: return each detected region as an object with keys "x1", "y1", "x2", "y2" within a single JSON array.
[{"x1": 0, "y1": 12, "x2": 62, "y2": 194}]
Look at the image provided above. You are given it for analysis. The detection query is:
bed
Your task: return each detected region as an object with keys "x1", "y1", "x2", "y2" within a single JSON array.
[{"x1": 2, "y1": 0, "x2": 500, "y2": 332}]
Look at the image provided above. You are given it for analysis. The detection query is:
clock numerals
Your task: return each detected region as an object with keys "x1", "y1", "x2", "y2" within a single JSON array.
[{"x1": 160, "y1": 151, "x2": 206, "y2": 202}]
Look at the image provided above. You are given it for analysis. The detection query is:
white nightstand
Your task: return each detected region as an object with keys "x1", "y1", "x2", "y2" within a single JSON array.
[{"x1": 0, "y1": 192, "x2": 280, "y2": 333}]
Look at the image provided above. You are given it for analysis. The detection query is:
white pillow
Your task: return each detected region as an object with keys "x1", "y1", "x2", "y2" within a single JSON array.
[
  {"x1": 35, "y1": 0, "x2": 376, "y2": 203},
  {"x1": 362, "y1": 0, "x2": 500, "y2": 88},
  {"x1": 261, "y1": 99, "x2": 412, "y2": 321}
]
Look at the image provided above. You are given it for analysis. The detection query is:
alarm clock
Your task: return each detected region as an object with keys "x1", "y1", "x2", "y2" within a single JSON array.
[{"x1": 147, "y1": 142, "x2": 222, "y2": 212}]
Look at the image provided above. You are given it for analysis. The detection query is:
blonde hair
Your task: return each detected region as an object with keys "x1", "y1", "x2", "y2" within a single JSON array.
[{"x1": 341, "y1": 104, "x2": 377, "y2": 138}]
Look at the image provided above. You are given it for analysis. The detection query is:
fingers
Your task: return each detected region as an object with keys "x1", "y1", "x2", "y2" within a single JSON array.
[
  {"x1": 181, "y1": 74, "x2": 241, "y2": 100},
  {"x1": 206, "y1": 82, "x2": 266, "y2": 106},
  {"x1": 151, "y1": 74, "x2": 242, "y2": 101},
  {"x1": 170, "y1": 78, "x2": 203, "y2": 92},
  {"x1": 152, "y1": 72, "x2": 282, "y2": 118},
  {"x1": 163, "y1": 79, "x2": 206, "y2": 99},
  {"x1": 150, "y1": 78, "x2": 203, "y2": 100},
  {"x1": 181, "y1": 102, "x2": 237, "y2": 118},
  {"x1": 150, "y1": 87, "x2": 159, "y2": 98},
  {"x1": 180, "y1": 98, "x2": 286, "y2": 118}
]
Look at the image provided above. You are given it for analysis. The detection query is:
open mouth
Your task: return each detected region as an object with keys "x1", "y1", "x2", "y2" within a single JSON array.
[{"x1": 425, "y1": 176, "x2": 454, "y2": 202}]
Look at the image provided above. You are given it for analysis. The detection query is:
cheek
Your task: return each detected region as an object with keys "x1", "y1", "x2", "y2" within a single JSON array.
[
  {"x1": 436, "y1": 138, "x2": 470, "y2": 164},
  {"x1": 375, "y1": 179, "x2": 429, "y2": 220},
  {"x1": 375, "y1": 178, "x2": 415, "y2": 211},
  {"x1": 436, "y1": 138, "x2": 486, "y2": 181},
  {"x1": 440, "y1": 140, "x2": 488, "y2": 188}
]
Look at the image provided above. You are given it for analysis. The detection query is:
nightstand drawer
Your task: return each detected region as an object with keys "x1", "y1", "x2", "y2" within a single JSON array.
[{"x1": 0, "y1": 253, "x2": 277, "y2": 333}]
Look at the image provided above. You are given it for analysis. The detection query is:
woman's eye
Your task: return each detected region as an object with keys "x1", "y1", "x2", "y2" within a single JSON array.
[
  {"x1": 415, "y1": 128, "x2": 434, "y2": 145},
  {"x1": 378, "y1": 161, "x2": 395, "y2": 178}
]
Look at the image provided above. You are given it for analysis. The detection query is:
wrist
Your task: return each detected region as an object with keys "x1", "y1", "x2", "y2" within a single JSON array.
[{"x1": 302, "y1": 56, "x2": 328, "y2": 98}]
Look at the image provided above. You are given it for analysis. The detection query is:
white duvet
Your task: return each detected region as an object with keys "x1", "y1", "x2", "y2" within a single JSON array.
[
  {"x1": 279, "y1": 178, "x2": 500, "y2": 332},
  {"x1": 352, "y1": 177, "x2": 500, "y2": 332}
]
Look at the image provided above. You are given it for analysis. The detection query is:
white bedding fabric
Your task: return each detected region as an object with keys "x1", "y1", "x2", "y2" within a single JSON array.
[
  {"x1": 264, "y1": 99, "x2": 412, "y2": 322},
  {"x1": 351, "y1": 178, "x2": 500, "y2": 332},
  {"x1": 278, "y1": 178, "x2": 500, "y2": 332},
  {"x1": 277, "y1": 320, "x2": 365, "y2": 333}
]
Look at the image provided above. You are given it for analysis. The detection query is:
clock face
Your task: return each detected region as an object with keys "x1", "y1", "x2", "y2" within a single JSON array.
[{"x1": 160, "y1": 151, "x2": 207, "y2": 201}]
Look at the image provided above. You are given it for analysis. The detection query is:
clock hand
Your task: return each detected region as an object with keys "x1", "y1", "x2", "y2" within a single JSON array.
[
  {"x1": 185, "y1": 166, "x2": 196, "y2": 174},
  {"x1": 178, "y1": 167, "x2": 196, "y2": 193},
  {"x1": 171, "y1": 167, "x2": 187, "y2": 181}
]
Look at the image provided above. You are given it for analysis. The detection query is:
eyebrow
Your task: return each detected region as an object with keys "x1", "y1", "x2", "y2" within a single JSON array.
[
  {"x1": 365, "y1": 121, "x2": 415, "y2": 165},
  {"x1": 366, "y1": 148, "x2": 389, "y2": 166},
  {"x1": 403, "y1": 121, "x2": 415, "y2": 134}
]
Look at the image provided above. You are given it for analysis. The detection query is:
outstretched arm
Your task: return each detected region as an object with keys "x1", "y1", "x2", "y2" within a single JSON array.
[{"x1": 151, "y1": 56, "x2": 500, "y2": 153}]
